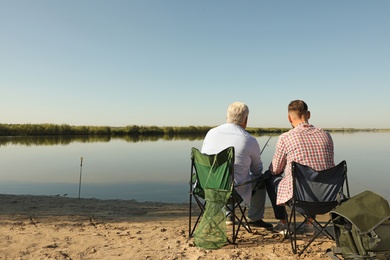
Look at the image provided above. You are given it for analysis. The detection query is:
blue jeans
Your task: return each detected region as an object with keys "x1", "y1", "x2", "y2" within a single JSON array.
[{"x1": 265, "y1": 170, "x2": 288, "y2": 220}]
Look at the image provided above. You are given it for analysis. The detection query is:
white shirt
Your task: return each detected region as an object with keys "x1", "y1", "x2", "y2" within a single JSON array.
[{"x1": 201, "y1": 123, "x2": 263, "y2": 204}]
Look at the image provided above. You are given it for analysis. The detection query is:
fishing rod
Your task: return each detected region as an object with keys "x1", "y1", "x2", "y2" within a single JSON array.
[
  {"x1": 78, "y1": 157, "x2": 84, "y2": 199},
  {"x1": 260, "y1": 135, "x2": 272, "y2": 155},
  {"x1": 260, "y1": 131, "x2": 278, "y2": 155}
]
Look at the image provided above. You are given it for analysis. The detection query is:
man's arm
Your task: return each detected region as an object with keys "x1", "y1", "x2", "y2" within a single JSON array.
[
  {"x1": 269, "y1": 136, "x2": 287, "y2": 175},
  {"x1": 250, "y1": 140, "x2": 263, "y2": 177}
]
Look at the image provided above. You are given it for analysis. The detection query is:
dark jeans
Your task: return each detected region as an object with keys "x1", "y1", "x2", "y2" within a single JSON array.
[{"x1": 264, "y1": 170, "x2": 288, "y2": 220}]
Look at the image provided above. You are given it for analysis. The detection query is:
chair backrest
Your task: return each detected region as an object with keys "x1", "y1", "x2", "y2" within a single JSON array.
[
  {"x1": 292, "y1": 160, "x2": 349, "y2": 214},
  {"x1": 191, "y1": 147, "x2": 235, "y2": 196}
]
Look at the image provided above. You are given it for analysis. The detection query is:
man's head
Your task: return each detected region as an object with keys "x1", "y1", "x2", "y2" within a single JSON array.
[
  {"x1": 288, "y1": 100, "x2": 310, "y2": 127},
  {"x1": 226, "y1": 102, "x2": 249, "y2": 128}
]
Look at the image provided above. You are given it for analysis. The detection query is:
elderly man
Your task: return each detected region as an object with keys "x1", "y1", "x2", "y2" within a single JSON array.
[{"x1": 201, "y1": 101, "x2": 272, "y2": 228}]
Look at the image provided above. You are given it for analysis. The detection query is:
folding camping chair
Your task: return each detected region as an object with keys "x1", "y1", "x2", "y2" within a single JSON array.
[
  {"x1": 287, "y1": 160, "x2": 350, "y2": 255},
  {"x1": 188, "y1": 146, "x2": 263, "y2": 246}
]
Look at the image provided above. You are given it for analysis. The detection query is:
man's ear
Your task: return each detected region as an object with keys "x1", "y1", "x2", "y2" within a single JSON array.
[
  {"x1": 307, "y1": 111, "x2": 311, "y2": 120},
  {"x1": 288, "y1": 114, "x2": 292, "y2": 123},
  {"x1": 241, "y1": 116, "x2": 248, "y2": 128}
]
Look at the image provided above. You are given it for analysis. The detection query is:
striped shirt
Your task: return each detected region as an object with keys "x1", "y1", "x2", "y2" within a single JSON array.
[{"x1": 269, "y1": 122, "x2": 334, "y2": 205}]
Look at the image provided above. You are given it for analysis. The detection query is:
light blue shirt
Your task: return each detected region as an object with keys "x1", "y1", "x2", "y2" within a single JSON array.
[{"x1": 201, "y1": 123, "x2": 263, "y2": 204}]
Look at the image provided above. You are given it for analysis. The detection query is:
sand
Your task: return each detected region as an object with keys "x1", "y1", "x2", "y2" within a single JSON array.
[{"x1": 0, "y1": 194, "x2": 337, "y2": 259}]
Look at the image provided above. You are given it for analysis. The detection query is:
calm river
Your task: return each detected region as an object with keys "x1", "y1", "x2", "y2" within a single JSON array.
[{"x1": 0, "y1": 132, "x2": 388, "y2": 203}]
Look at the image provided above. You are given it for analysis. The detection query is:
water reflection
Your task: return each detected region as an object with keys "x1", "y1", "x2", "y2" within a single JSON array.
[
  {"x1": 0, "y1": 134, "x2": 206, "y2": 147},
  {"x1": 0, "y1": 135, "x2": 110, "y2": 146},
  {"x1": 0, "y1": 133, "x2": 388, "y2": 203}
]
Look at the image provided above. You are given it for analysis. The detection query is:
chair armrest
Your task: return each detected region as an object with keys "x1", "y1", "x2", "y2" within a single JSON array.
[{"x1": 234, "y1": 172, "x2": 271, "y2": 188}]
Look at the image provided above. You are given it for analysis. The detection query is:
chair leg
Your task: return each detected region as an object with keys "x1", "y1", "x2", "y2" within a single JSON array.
[
  {"x1": 298, "y1": 226, "x2": 325, "y2": 255},
  {"x1": 236, "y1": 205, "x2": 252, "y2": 233},
  {"x1": 312, "y1": 219, "x2": 334, "y2": 240},
  {"x1": 233, "y1": 204, "x2": 252, "y2": 242},
  {"x1": 295, "y1": 218, "x2": 334, "y2": 255},
  {"x1": 189, "y1": 194, "x2": 192, "y2": 237},
  {"x1": 225, "y1": 202, "x2": 253, "y2": 244},
  {"x1": 287, "y1": 205, "x2": 298, "y2": 254},
  {"x1": 232, "y1": 204, "x2": 236, "y2": 244},
  {"x1": 189, "y1": 196, "x2": 205, "y2": 238}
]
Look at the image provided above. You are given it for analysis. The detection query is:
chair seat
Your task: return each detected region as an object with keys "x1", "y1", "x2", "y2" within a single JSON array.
[{"x1": 295, "y1": 201, "x2": 338, "y2": 215}]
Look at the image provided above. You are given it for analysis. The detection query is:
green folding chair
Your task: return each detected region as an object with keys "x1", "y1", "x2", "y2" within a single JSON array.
[{"x1": 188, "y1": 146, "x2": 253, "y2": 247}]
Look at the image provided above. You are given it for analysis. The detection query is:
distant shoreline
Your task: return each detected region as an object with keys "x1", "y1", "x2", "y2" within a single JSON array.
[{"x1": 1, "y1": 123, "x2": 389, "y2": 137}]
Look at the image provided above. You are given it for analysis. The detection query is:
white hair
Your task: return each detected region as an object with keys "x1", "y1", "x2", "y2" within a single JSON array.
[{"x1": 226, "y1": 102, "x2": 249, "y2": 125}]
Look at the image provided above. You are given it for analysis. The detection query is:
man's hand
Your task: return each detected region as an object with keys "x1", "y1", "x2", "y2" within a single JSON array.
[{"x1": 262, "y1": 170, "x2": 272, "y2": 180}]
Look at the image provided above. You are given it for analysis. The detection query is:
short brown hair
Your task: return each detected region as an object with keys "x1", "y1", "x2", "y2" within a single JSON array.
[{"x1": 288, "y1": 100, "x2": 308, "y2": 118}]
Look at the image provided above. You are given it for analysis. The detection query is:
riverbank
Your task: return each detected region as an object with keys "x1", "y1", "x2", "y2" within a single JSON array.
[{"x1": 0, "y1": 194, "x2": 335, "y2": 259}]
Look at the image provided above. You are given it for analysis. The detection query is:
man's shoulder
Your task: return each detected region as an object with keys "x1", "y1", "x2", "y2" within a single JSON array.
[
  {"x1": 208, "y1": 123, "x2": 245, "y2": 134},
  {"x1": 278, "y1": 127, "x2": 306, "y2": 141},
  {"x1": 279, "y1": 128, "x2": 295, "y2": 138},
  {"x1": 208, "y1": 123, "x2": 229, "y2": 130},
  {"x1": 286, "y1": 125, "x2": 332, "y2": 141},
  {"x1": 206, "y1": 124, "x2": 257, "y2": 143}
]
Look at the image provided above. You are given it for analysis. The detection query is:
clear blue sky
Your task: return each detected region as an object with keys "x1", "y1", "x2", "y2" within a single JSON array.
[{"x1": 1, "y1": 1, "x2": 389, "y2": 128}]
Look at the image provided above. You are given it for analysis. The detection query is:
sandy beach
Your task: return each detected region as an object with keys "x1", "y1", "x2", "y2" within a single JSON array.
[{"x1": 0, "y1": 194, "x2": 336, "y2": 259}]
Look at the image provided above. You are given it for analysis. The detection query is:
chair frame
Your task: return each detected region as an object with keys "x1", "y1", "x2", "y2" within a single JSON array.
[
  {"x1": 188, "y1": 147, "x2": 256, "y2": 244},
  {"x1": 287, "y1": 160, "x2": 350, "y2": 255}
]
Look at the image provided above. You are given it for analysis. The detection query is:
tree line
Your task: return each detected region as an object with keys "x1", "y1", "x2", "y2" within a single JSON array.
[
  {"x1": 0, "y1": 123, "x2": 387, "y2": 137},
  {"x1": 0, "y1": 123, "x2": 285, "y2": 136},
  {"x1": 0, "y1": 124, "x2": 212, "y2": 136}
]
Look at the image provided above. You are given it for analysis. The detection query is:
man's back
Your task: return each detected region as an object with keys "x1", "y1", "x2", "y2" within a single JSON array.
[
  {"x1": 271, "y1": 122, "x2": 334, "y2": 205},
  {"x1": 201, "y1": 123, "x2": 262, "y2": 204}
]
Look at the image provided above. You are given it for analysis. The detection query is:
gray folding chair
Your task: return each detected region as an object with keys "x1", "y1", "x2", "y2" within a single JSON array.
[{"x1": 287, "y1": 160, "x2": 350, "y2": 255}]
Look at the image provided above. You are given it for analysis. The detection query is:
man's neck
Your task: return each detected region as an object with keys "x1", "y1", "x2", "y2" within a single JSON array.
[{"x1": 292, "y1": 121, "x2": 308, "y2": 128}]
